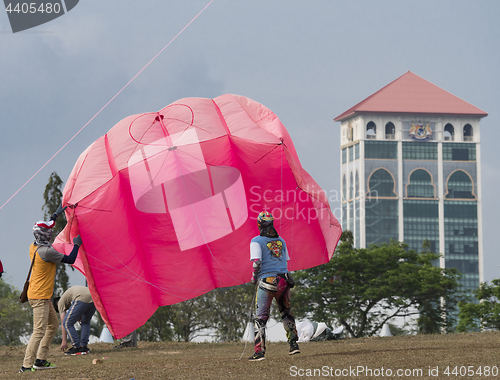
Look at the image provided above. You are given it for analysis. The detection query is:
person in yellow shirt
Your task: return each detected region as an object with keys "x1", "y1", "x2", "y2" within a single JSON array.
[{"x1": 19, "y1": 205, "x2": 82, "y2": 373}]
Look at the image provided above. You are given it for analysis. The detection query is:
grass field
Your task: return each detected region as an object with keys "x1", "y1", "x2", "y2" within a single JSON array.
[{"x1": 2, "y1": 332, "x2": 500, "y2": 379}]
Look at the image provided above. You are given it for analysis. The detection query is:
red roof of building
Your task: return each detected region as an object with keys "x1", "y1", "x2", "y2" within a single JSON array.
[{"x1": 334, "y1": 71, "x2": 488, "y2": 121}]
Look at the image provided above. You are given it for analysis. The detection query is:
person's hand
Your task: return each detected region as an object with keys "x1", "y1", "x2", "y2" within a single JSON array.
[
  {"x1": 73, "y1": 235, "x2": 82, "y2": 246},
  {"x1": 51, "y1": 205, "x2": 67, "y2": 220},
  {"x1": 251, "y1": 277, "x2": 257, "y2": 285},
  {"x1": 60, "y1": 342, "x2": 68, "y2": 351}
]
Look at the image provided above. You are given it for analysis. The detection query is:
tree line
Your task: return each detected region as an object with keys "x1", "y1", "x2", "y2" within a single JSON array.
[{"x1": 0, "y1": 172, "x2": 495, "y2": 345}]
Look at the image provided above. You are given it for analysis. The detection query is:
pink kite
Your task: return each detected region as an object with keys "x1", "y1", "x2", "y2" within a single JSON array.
[{"x1": 53, "y1": 94, "x2": 341, "y2": 339}]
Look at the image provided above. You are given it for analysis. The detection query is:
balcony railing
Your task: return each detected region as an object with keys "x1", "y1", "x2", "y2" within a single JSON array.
[
  {"x1": 464, "y1": 136, "x2": 474, "y2": 141},
  {"x1": 365, "y1": 134, "x2": 376, "y2": 140},
  {"x1": 444, "y1": 135, "x2": 454, "y2": 141},
  {"x1": 385, "y1": 134, "x2": 395, "y2": 140}
]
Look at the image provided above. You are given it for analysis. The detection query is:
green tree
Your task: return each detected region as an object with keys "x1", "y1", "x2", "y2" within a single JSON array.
[
  {"x1": 169, "y1": 295, "x2": 214, "y2": 342},
  {"x1": 42, "y1": 171, "x2": 71, "y2": 298},
  {"x1": 135, "y1": 295, "x2": 213, "y2": 342},
  {"x1": 137, "y1": 306, "x2": 175, "y2": 342},
  {"x1": 207, "y1": 284, "x2": 255, "y2": 342},
  {"x1": 457, "y1": 279, "x2": 500, "y2": 332},
  {"x1": 0, "y1": 279, "x2": 33, "y2": 345},
  {"x1": 135, "y1": 285, "x2": 255, "y2": 343},
  {"x1": 293, "y1": 231, "x2": 462, "y2": 337}
]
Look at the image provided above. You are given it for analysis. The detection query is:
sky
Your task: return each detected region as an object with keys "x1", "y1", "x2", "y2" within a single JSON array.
[{"x1": 1, "y1": 0, "x2": 499, "y2": 294}]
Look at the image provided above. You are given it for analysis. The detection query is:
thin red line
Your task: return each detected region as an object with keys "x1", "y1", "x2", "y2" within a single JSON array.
[{"x1": 0, "y1": 0, "x2": 214, "y2": 212}]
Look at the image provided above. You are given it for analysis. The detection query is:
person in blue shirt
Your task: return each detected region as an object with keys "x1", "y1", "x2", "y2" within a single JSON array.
[{"x1": 248, "y1": 211, "x2": 300, "y2": 361}]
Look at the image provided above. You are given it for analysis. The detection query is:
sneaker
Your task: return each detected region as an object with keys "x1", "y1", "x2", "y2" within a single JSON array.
[
  {"x1": 289, "y1": 342, "x2": 300, "y2": 355},
  {"x1": 18, "y1": 366, "x2": 35, "y2": 373},
  {"x1": 113, "y1": 341, "x2": 136, "y2": 349},
  {"x1": 79, "y1": 346, "x2": 90, "y2": 355},
  {"x1": 65, "y1": 346, "x2": 82, "y2": 355},
  {"x1": 248, "y1": 351, "x2": 265, "y2": 361},
  {"x1": 33, "y1": 359, "x2": 56, "y2": 370}
]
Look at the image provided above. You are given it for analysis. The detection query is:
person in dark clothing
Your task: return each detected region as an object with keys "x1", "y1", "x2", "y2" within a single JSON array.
[{"x1": 248, "y1": 211, "x2": 299, "y2": 361}]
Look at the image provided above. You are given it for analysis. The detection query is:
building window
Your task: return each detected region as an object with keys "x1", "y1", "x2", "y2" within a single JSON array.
[
  {"x1": 355, "y1": 199, "x2": 360, "y2": 248},
  {"x1": 355, "y1": 170, "x2": 359, "y2": 198},
  {"x1": 366, "y1": 121, "x2": 376, "y2": 139},
  {"x1": 349, "y1": 171, "x2": 354, "y2": 200},
  {"x1": 402, "y1": 142, "x2": 438, "y2": 160},
  {"x1": 342, "y1": 174, "x2": 347, "y2": 201},
  {"x1": 445, "y1": 170, "x2": 475, "y2": 199},
  {"x1": 444, "y1": 201, "x2": 478, "y2": 293},
  {"x1": 444, "y1": 123, "x2": 454, "y2": 141},
  {"x1": 407, "y1": 169, "x2": 435, "y2": 198},
  {"x1": 354, "y1": 144, "x2": 359, "y2": 160},
  {"x1": 403, "y1": 200, "x2": 439, "y2": 253},
  {"x1": 349, "y1": 202, "x2": 354, "y2": 233},
  {"x1": 348, "y1": 146, "x2": 354, "y2": 162},
  {"x1": 442, "y1": 143, "x2": 476, "y2": 161},
  {"x1": 365, "y1": 141, "x2": 398, "y2": 159},
  {"x1": 342, "y1": 148, "x2": 347, "y2": 164},
  {"x1": 365, "y1": 199, "x2": 399, "y2": 246},
  {"x1": 367, "y1": 168, "x2": 397, "y2": 198},
  {"x1": 463, "y1": 124, "x2": 474, "y2": 141},
  {"x1": 342, "y1": 205, "x2": 347, "y2": 230},
  {"x1": 385, "y1": 122, "x2": 395, "y2": 140}
]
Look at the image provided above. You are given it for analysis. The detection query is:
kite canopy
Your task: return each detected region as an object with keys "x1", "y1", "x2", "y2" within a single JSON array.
[{"x1": 53, "y1": 94, "x2": 341, "y2": 338}]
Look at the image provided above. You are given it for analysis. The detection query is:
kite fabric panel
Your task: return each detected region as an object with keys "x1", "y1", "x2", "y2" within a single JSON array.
[{"x1": 53, "y1": 94, "x2": 342, "y2": 339}]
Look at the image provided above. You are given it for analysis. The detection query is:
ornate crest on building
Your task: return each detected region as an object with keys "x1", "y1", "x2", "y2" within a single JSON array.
[
  {"x1": 347, "y1": 123, "x2": 354, "y2": 141},
  {"x1": 409, "y1": 122, "x2": 432, "y2": 141}
]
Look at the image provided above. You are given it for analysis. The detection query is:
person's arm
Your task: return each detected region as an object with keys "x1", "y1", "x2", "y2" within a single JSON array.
[
  {"x1": 60, "y1": 310, "x2": 68, "y2": 351},
  {"x1": 39, "y1": 235, "x2": 82, "y2": 265},
  {"x1": 60, "y1": 236, "x2": 82, "y2": 265},
  {"x1": 51, "y1": 204, "x2": 67, "y2": 221},
  {"x1": 250, "y1": 242, "x2": 262, "y2": 284},
  {"x1": 251, "y1": 259, "x2": 261, "y2": 284}
]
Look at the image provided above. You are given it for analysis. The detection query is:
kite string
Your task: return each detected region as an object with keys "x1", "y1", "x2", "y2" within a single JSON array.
[{"x1": 0, "y1": 0, "x2": 214, "y2": 212}]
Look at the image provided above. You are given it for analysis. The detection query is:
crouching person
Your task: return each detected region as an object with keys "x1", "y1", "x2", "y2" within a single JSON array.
[{"x1": 53, "y1": 285, "x2": 96, "y2": 355}]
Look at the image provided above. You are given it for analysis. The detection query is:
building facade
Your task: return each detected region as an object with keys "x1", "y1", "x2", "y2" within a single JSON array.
[{"x1": 335, "y1": 72, "x2": 487, "y2": 292}]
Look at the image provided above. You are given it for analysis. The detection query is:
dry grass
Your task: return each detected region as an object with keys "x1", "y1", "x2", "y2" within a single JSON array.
[{"x1": 2, "y1": 332, "x2": 500, "y2": 379}]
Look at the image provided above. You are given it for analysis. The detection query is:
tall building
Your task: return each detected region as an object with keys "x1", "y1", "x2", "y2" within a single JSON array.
[{"x1": 335, "y1": 71, "x2": 487, "y2": 292}]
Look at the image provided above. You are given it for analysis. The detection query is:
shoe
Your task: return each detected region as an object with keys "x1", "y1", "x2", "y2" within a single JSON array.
[
  {"x1": 33, "y1": 359, "x2": 56, "y2": 369},
  {"x1": 79, "y1": 346, "x2": 90, "y2": 355},
  {"x1": 248, "y1": 351, "x2": 265, "y2": 361},
  {"x1": 65, "y1": 346, "x2": 83, "y2": 355},
  {"x1": 113, "y1": 341, "x2": 136, "y2": 349},
  {"x1": 289, "y1": 342, "x2": 300, "y2": 355},
  {"x1": 18, "y1": 366, "x2": 34, "y2": 373}
]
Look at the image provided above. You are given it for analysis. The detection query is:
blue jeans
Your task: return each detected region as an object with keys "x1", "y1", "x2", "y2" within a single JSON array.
[
  {"x1": 253, "y1": 275, "x2": 298, "y2": 353},
  {"x1": 64, "y1": 300, "x2": 96, "y2": 348}
]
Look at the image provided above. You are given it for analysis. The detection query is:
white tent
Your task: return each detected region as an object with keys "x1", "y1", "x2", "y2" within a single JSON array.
[
  {"x1": 241, "y1": 322, "x2": 254, "y2": 342},
  {"x1": 379, "y1": 324, "x2": 392, "y2": 337},
  {"x1": 297, "y1": 320, "x2": 343, "y2": 342},
  {"x1": 241, "y1": 319, "x2": 288, "y2": 342},
  {"x1": 99, "y1": 326, "x2": 114, "y2": 343}
]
